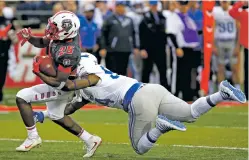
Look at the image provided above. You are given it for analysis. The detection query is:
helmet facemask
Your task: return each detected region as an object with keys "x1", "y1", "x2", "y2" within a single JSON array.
[
  {"x1": 45, "y1": 18, "x2": 74, "y2": 40},
  {"x1": 45, "y1": 18, "x2": 61, "y2": 40}
]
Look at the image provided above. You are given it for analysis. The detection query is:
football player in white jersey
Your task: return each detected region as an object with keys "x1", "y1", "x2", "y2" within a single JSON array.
[
  {"x1": 213, "y1": 1, "x2": 240, "y2": 89},
  {"x1": 34, "y1": 52, "x2": 246, "y2": 155}
]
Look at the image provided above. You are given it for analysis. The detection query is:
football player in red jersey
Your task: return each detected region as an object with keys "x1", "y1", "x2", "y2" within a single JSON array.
[{"x1": 15, "y1": 11, "x2": 101, "y2": 157}]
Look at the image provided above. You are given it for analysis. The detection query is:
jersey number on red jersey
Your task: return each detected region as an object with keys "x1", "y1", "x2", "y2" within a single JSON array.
[{"x1": 58, "y1": 46, "x2": 75, "y2": 56}]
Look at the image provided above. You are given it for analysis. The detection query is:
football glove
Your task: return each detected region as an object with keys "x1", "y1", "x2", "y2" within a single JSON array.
[
  {"x1": 17, "y1": 28, "x2": 32, "y2": 46},
  {"x1": 32, "y1": 56, "x2": 41, "y2": 74}
]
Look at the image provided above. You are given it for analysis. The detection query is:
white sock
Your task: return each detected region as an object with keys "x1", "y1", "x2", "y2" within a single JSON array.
[
  {"x1": 191, "y1": 92, "x2": 225, "y2": 119},
  {"x1": 137, "y1": 132, "x2": 155, "y2": 155},
  {"x1": 191, "y1": 97, "x2": 213, "y2": 119},
  {"x1": 26, "y1": 125, "x2": 38, "y2": 138},
  {"x1": 148, "y1": 128, "x2": 162, "y2": 142},
  {"x1": 209, "y1": 92, "x2": 224, "y2": 104},
  {"x1": 78, "y1": 130, "x2": 92, "y2": 142},
  {"x1": 42, "y1": 110, "x2": 49, "y2": 118}
]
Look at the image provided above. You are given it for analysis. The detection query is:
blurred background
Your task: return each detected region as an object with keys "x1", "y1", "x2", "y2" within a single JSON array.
[{"x1": 0, "y1": 0, "x2": 248, "y2": 105}]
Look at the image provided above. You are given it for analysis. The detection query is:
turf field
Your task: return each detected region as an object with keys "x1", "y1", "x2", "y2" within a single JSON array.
[{"x1": 0, "y1": 106, "x2": 248, "y2": 160}]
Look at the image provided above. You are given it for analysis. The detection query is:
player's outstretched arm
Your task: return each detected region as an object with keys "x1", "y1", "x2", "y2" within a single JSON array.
[
  {"x1": 28, "y1": 36, "x2": 50, "y2": 48},
  {"x1": 62, "y1": 74, "x2": 100, "y2": 91},
  {"x1": 17, "y1": 28, "x2": 50, "y2": 47}
]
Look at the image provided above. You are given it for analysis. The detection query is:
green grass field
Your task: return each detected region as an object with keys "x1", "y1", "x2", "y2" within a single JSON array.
[{"x1": 0, "y1": 106, "x2": 248, "y2": 160}]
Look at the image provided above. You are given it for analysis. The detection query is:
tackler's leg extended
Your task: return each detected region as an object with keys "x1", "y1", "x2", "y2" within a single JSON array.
[
  {"x1": 127, "y1": 84, "x2": 186, "y2": 155},
  {"x1": 128, "y1": 81, "x2": 246, "y2": 155}
]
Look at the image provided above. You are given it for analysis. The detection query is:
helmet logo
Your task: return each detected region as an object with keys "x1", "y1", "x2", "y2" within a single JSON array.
[{"x1": 62, "y1": 19, "x2": 73, "y2": 32}]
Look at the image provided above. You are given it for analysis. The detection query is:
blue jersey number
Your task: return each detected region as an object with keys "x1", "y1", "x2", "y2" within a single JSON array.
[
  {"x1": 218, "y1": 22, "x2": 234, "y2": 33},
  {"x1": 100, "y1": 66, "x2": 119, "y2": 79}
]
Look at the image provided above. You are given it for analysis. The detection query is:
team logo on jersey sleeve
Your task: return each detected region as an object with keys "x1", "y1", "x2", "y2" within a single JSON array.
[
  {"x1": 62, "y1": 19, "x2": 73, "y2": 32},
  {"x1": 63, "y1": 59, "x2": 71, "y2": 67}
]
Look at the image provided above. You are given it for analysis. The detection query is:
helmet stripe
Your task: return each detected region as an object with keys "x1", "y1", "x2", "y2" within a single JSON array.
[{"x1": 53, "y1": 10, "x2": 76, "y2": 20}]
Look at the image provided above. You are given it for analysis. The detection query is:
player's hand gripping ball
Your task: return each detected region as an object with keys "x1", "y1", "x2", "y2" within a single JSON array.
[{"x1": 33, "y1": 56, "x2": 57, "y2": 77}]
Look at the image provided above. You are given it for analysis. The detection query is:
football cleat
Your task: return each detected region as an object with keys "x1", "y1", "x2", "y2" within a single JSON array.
[
  {"x1": 156, "y1": 115, "x2": 186, "y2": 133},
  {"x1": 83, "y1": 135, "x2": 102, "y2": 158},
  {"x1": 219, "y1": 80, "x2": 247, "y2": 103},
  {"x1": 16, "y1": 136, "x2": 42, "y2": 152},
  {"x1": 33, "y1": 111, "x2": 44, "y2": 123}
]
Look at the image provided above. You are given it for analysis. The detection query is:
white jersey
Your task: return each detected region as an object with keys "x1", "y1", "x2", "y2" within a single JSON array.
[
  {"x1": 213, "y1": 6, "x2": 237, "y2": 40},
  {"x1": 77, "y1": 53, "x2": 138, "y2": 110}
]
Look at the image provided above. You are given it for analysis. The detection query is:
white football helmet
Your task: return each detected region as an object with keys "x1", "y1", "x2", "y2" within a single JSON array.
[{"x1": 45, "y1": 10, "x2": 80, "y2": 40}]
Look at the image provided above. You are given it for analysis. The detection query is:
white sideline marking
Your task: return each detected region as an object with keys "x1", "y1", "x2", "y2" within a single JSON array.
[
  {"x1": 0, "y1": 138, "x2": 247, "y2": 151},
  {"x1": 212, "y1": 112, "x2": 248, "y2": 116},
  {"x1": 172, "y1": 145, "x2": 248, "y2": 151},
  {"x1": 77, "y1": 122, "x2": 248, "y2": 130},
  {"x1": 190, "y1": 125, "x2": 248, "y2": 130}
]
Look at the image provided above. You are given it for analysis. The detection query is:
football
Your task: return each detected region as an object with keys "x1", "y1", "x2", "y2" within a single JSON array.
[{"x1": 38, "y1": 56, "x2": 57, "y2": 77}]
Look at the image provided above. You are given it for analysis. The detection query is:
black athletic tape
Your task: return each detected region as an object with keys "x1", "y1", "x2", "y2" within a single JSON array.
[
  {"x1": 146, "y1": 132, "x2": 156, "y2": 143},
  {"x1": 206, "y1": 96, "x2": 216, "y2": 107}
]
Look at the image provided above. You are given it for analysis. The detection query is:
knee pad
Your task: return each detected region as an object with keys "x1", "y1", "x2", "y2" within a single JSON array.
[{"x1": 16, "y1": 88, "x2": 31, "y2": 103}]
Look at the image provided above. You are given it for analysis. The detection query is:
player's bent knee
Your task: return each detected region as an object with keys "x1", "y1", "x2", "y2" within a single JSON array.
[
  {"x1": 131, "y1": 141, "x2": 145, "y2": 155},
  {"x1": 132, "y1": 145, "x2": 144, "y2": 155},
  {"x1": 135, "y1": 149, "x2": 145, "y2": 155},
  {"x1": 15, "y1": 97, "x2": 27, "y2": 106},
  {"x1": 16, "y1": 89, "x2": 31, "y2": 103}
]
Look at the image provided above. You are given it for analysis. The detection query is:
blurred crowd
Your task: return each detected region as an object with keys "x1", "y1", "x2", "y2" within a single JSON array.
[{"x1": 0, "y1": 0, "x2": 248, "y2": 102}]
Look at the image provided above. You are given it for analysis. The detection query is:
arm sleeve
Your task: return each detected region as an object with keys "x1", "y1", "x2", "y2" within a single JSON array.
[{"x1": 229, "y1": 2, "x2": 244, "y2": 20}]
